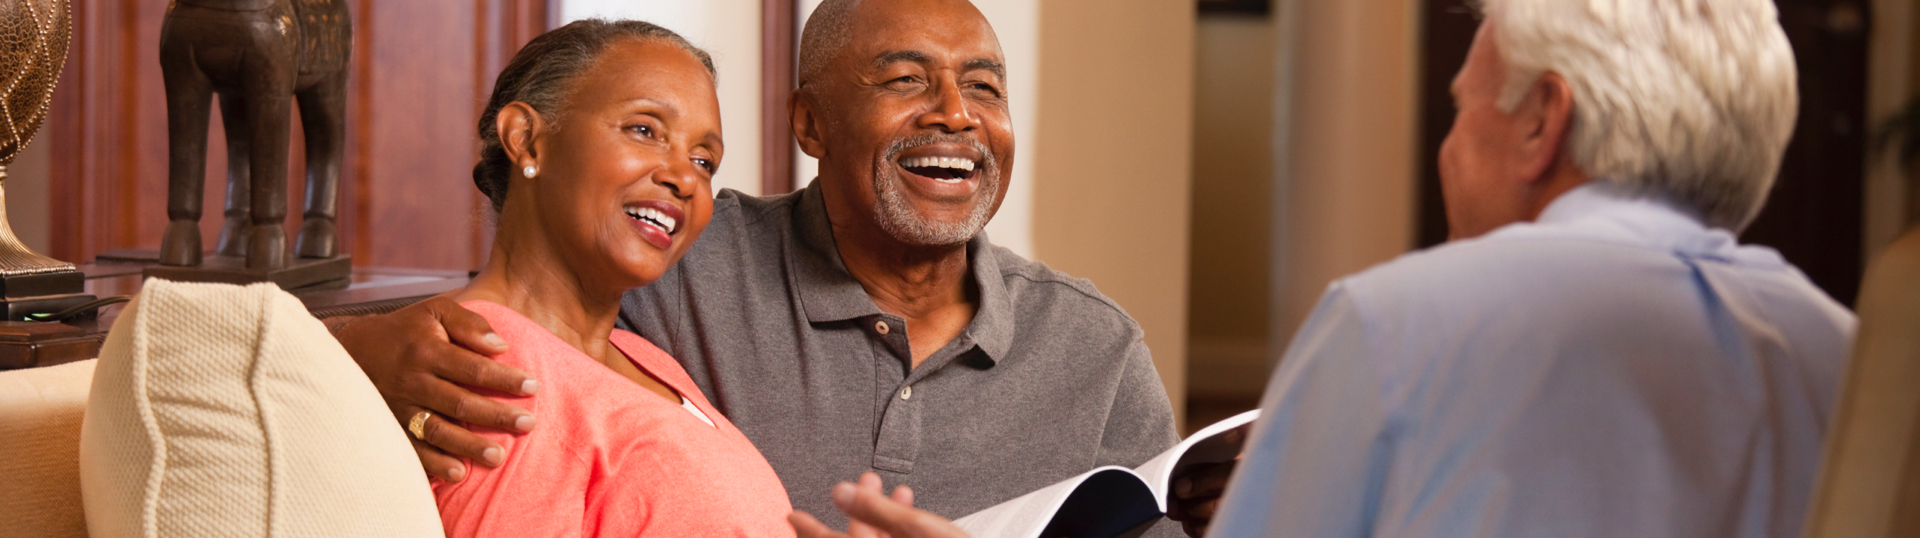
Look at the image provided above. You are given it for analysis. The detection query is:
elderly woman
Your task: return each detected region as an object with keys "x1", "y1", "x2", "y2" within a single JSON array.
[{"x1": 426, "y1": 20, "x2": 793, "y2": 536}]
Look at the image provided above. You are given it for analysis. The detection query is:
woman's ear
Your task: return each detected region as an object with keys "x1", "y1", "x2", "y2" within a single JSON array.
[
  {"x1": 498, "y1": 102, "x2": 545, "y2": 173},
  {"x1": 1515, "y1": 72, "x2": 1575, "y2": 185},
  {"x1": 790, "y1": 90, "x2": 828, "y2": 159}
]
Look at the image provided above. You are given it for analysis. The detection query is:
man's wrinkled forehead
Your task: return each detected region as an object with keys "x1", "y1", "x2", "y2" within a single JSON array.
[{"x1": 842, "y1": 0, "x2": 1005, "y2": 69}]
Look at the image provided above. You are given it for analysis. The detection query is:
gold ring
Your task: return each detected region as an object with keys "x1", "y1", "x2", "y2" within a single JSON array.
[{"x1": 408, "y1": 411, "x2": 432, "y2": 440}]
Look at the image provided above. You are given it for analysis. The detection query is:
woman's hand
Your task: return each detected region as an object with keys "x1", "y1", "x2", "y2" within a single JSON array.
[
  {"x1": 333, "y1": 295, "x2": 539, "y2": 482},
  {"x1": 789, "y1": 472, "x2": 971, "y2": 538}
]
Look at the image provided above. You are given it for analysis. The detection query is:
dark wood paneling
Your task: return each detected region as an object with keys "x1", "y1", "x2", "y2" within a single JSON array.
[
  {"x1": 763, "y1": 0, "x2": 797, "y2": 195},
  {"x1": 48, "y1": 0, "x2": 548, "y2": 271},
  {"x1": 1415, "y1": 0, "x2": 1868, "y2": 305},
  {"x1": 1753, "y1": 0, "x2": 1868, "y2": 305},
  {"x1": 1413, "y1": 0, "x2": 1476, "y2": 249}
]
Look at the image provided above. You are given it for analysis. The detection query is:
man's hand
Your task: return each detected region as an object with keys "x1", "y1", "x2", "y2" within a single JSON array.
[
  {"x1": 1167, "y1": 427, "x2": 1247, "y2": 537},
  {"x1": 789, "y1": 472, "x2": 970, "y2": 538},
  {"x1": 333, "y1": 295, "x2": 538, "y2": 482}
]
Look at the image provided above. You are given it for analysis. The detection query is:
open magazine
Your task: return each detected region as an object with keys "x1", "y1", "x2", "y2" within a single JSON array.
[{"x1": 952, "y1": 410, "x2": 1261, "y2": 538}]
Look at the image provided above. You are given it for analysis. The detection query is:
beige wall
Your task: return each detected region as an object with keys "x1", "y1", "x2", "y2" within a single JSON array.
[
  {"x1": 1187, "y1": 15, "x2": 1276, "y2": 399},
  {"x1": 1270, "y1": 0, "x2": 1419, "y2": 352},
  {"x1": 1185, "y1": 0, "x2": 1423, "y2": 400},
  {"x1": 1033, "y1": 0, "x2": 1196, "y2": 423}
]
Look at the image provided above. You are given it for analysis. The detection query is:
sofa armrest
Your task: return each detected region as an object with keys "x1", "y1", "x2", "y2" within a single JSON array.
[{"x1": 0, "y1": 359, "x2": 97, "y2": 538}]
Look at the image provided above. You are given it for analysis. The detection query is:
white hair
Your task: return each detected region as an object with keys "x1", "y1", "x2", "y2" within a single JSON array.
[{"x1": 1481, "y1": 0, "x2": 1799, "y2": 231}]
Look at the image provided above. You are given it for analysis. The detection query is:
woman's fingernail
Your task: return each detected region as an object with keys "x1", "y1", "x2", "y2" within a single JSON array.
[
  {"x1": 447, "y1": 464, "x2": 466, "y2": 482},
  {"x1": 832, "y1": 483, "x2": 856, "y2": 508},
  {"x1": 514, "y1": 415, "x2": 536, "y2": 432},
  {"x1": 521, "y1": 379, "x2": 541, "y2": 395},
  {"x1": 483, "y1": 332, "x2": 507, "y2": 349},
  {"x1": 482, "y1": 447, "x2": 504, "y2": 466}
]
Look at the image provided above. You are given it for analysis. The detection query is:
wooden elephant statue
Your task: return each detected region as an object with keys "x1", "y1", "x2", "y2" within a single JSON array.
[{"x1": 158, "y1": 0, "x2": 351, "y2": 271}]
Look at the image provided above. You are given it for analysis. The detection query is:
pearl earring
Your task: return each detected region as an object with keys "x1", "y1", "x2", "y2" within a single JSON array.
[{"x1": 523, "y1": 165, "x2": 537, "y2": 178}]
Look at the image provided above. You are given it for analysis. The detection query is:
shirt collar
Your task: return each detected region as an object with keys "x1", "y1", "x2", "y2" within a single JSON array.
[
  {"x1": 1530, "y1": 182, "x2": 1781, "y2": 266},
  {"x1": 790, "y1": 180, "x2": 881, "y2": 322},
  {"x1": 786, "y1": 179, "x2": 1015, "y2": 364}
]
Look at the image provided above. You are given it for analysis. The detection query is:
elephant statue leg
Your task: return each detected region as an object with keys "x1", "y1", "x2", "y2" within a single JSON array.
[
  {"x1": 159, "y1": 48, "x2": 212, "y2": 267},
  {"x1": 241, "y1": 84, "x2": 294, "y2": 271},
  {"x1": 215, "y1": 92, "x2": 253, "y2": 258},
  {"x1": 294, "y1": 70, "x2": 346, "y2": 259}
]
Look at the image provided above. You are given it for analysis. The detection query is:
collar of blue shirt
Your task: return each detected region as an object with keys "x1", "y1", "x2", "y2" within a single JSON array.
[{"x1": 1508, "y1": 182, "x2": 1787, "y2": 269}]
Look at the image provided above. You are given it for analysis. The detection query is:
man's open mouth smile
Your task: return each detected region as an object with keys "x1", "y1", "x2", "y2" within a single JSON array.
[{"x1": 899, "y1": 155, "x2": 979, "y2": 183}]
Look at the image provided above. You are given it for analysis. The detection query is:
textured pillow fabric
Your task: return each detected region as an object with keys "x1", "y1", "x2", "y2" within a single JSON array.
[
  {"x1": 0, "y1": 358, "x2": 97, "y2": 538},
  {"x1": 79, "y1": 279, "x2": 443, "y2": 537}
]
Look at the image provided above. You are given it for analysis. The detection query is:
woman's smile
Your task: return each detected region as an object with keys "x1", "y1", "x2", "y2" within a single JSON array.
[{"x1": 622, "y1": 199, "x2": 685, "y2": 250}]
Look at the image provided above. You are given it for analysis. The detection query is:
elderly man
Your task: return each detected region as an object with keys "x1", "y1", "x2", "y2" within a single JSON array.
[
  {"x1": 1206, "y1": 0, "x2": 1853, "y2": 536},
  {"x1": 800, "y1": 0, "x2": 1855, "y2": 537},
  {"x1": 335, "y1": 0, "x2": 1193, "y2": 532}
]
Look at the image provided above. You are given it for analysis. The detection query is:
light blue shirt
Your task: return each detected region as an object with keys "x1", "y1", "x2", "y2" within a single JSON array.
[{"x1": 1209, "y1": 184, "x2": 1856, "y2": 538}]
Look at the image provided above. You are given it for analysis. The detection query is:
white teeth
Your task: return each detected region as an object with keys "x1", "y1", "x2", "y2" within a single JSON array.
[
  {"x1": 624, "y1": 206, "x2": 678, "y2": 234},
  {"x1": 900, "y1": 156, "x2": 977, "y2": 172}
]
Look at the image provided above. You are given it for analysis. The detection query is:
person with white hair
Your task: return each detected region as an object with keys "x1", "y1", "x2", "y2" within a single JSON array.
[{"x1": 1199, "y1": 0, "x2": 1856, "y2": 536}]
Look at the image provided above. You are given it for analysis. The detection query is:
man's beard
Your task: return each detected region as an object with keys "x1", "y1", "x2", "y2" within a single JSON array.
[{"x1": 871, "y1": 133, "x2": 1001, "y2": 246}]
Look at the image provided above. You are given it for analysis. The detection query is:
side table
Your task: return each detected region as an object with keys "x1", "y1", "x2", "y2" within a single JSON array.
[{"x1": 0, "y1": 259, "x2": 470, "y2": 370}]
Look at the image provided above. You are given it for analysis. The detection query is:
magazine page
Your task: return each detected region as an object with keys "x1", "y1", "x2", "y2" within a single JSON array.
[
  {"x1": 950, "y1": 409, "x2": 1261, "y2": 537},
  {"x1": 951, "y1": 466, "x2": 1153, "y2": 538}
]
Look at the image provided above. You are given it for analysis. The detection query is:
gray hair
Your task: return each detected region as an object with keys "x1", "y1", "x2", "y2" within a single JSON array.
[
  {"x1": 473, "y1": 18, "x2": 716, "y2": 213},
  {"x1": 1481, "y1": 0, "x2": 1799, "y2": 231}
]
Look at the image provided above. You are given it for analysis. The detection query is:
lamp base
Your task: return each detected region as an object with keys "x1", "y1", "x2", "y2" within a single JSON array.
[
  {"x1": 144, "y1": 254, "x2": 352, "y2": 289},
  {"x1": 0, "y1": 267, "x2": 97, "y2": 321}
]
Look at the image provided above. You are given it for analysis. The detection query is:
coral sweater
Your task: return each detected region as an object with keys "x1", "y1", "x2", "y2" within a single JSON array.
[{"x1": 433, "y1": 301, "x2": 794, "y2": 537}]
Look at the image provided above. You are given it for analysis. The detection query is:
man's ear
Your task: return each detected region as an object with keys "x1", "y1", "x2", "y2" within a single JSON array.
[
  {"x1": 498, "y1": 102, "x2": 544, "y2": 170},
  {"x1": 791, "y1": 90, "x2": 828, "y2": 159},
  {"x1": 1515, "y1": 72, "x2": 1574, "y2": 184}
]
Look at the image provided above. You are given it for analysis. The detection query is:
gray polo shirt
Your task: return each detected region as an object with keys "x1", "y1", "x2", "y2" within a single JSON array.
[{"x1": 618, "y1": 180, "x2": 1180, "y2": 530}]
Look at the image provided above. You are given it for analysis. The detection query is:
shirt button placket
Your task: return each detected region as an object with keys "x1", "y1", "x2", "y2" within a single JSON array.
[{"x1": 873, "y1": 383, "x2": 921, "y2": 473}]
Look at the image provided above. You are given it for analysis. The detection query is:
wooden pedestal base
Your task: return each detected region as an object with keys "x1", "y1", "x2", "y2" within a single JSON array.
[
  {"x1": 0, "y1": 321, "x2": 99, "y2": 369},
  {"x1": 143, "y1": 255, "x2": 352, "y2": 289}
]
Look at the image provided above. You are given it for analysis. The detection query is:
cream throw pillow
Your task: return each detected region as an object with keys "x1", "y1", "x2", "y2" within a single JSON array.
[{"x1": 80, "y1": 279, "x2": 443, "y2": 537}]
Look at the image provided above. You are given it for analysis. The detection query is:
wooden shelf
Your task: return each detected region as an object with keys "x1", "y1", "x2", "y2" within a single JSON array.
[{"x1": 0, "y1": 260, "x2": 469, "y2": 370}]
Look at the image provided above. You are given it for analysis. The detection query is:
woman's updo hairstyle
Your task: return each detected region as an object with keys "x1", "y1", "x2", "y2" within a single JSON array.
[{"x1": 473, "y1": 19, "x2": 716, "y2": 213}]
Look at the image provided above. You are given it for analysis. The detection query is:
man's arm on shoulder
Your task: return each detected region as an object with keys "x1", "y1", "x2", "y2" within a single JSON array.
[
  {"x1": 1209, "y1": 284, "x2": 1392, "y2": 537},
  {"x1": 329, "y1": 295, "x2": 540, "y2": 482}
]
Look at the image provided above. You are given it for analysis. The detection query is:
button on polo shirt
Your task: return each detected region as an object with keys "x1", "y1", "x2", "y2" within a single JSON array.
[{"x1": 618, "y1": 180, "x2": 1179, "y2": 530}]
